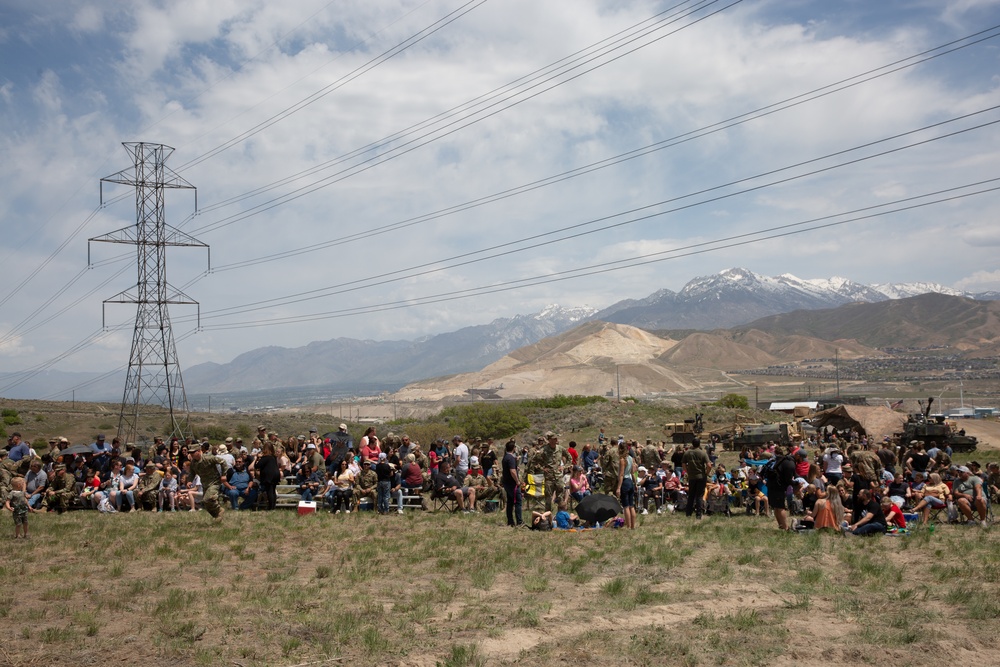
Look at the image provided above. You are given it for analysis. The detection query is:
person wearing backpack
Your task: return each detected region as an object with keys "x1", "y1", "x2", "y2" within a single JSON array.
[{"x1": 764, "y1": 448, "x2": 796, "y2": 530}]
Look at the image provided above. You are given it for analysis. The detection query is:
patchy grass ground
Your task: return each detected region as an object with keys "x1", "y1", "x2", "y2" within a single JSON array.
[{"x1": 1, "y1": 509, "x2": 997, "y2": 667}]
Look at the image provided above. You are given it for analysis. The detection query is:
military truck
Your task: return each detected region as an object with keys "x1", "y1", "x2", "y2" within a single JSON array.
[
  {"x1": 664, "y1": 413, "x2": 704, "y2": 444},
  {"x1": 894, "y1": 397, "x2": 978, "y2": 453}
]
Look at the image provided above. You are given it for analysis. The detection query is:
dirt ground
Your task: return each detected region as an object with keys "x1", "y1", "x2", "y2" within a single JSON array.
[{"x1": 1, "y1": 507, "x2": 997, "y2": 667}]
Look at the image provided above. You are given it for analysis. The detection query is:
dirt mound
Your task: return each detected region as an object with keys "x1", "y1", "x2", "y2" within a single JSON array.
[{"x1": 661, "y1": 332, "x2": 777, "y2": 369}]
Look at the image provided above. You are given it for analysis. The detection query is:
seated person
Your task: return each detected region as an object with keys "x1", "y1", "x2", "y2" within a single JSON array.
[
  {"x1": 569, "y1": 465, "x2": 591, "y2": 502},
  {"x1": 330, "y1": 459, "x2": 355, "y2": 514},
  {"x1": 463, "y1": 456, "x2": 497, "y2": 505},
  {"x1": 432, "y1": 460, "x2": 476, "y2": 512},
  {"x1": 844, "y1": 488, "x2": 887, "y2": 536},
  {"x1": 294, "y1": 462, "x2": 321, "y2": 503},
  {"x1": 986, "y1": 462, "x2": 1000, "y2": 505},
  {"x1": 137, "y1": 462, "x2": 163, "y2": 510},
  {"x1": 881, "y1": 496, "x2": 907, "y2": 530},
  {"x1": 637, "y1": 466, "x2": 662, "y2": 514},
  {"x1": 225, "y1": 457, "x2": 259, "y2": 509},
  {"x1": 158, "y1": 466, "x2": 179, "y2": 511},
  {"x1": 911, "y1": 472, "x2": 950, "y2": 526},
  {"x1": 886, "y1": 472, "x2": 910, "y2": 508},
  {"x1": 78, "y1": 466, "x2": 102, "y2": 509},
  {"x1": 554, "y1": 500, "x2": 578, "y2": 529},
  {"x1": 353, "y1": 461, "x2": 378, "y2": 508},
  {"x1": 530, "y1": 510, "x2": 553, "y2": 531},
  {"x1": 953, "y1": 466, "x2": 988, "y2": 525},
  {"x1": 178, "y1": 464, "x2": 201, "y2": 511}
]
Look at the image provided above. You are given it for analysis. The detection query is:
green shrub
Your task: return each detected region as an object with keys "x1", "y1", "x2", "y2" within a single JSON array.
[
  {"x1": 438, "y1": 404, "x2": 530, "y2": 441},
  {"x1": 516, "y1": 395, "x2": 607, "y2": 409},
  {"x1": 201, "y1": 425, "x2": 231, "y2": 442},
  {"x1": 711, "y1": 393, "x2": 750, "y2": 409},
  {"x1": 2, "y1": 409, "x2": 21, "y2": 426}
]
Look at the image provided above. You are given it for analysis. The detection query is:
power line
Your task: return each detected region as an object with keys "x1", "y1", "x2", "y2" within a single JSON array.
[
  {"x1": 193, "y1": 0, "x2": 716, "y2": 215},
  {"x1": 174, "y1": 105, "x2": 1000, "y2": 323},
  {"x1": 174, "y1": 0, "x2": 491, "y2": 172},
  {"x1": 197, "y1": 24, "x2": 1000, "y2": 275},
  {"x1": 197, "y1": 179, "x2": 1000, "y2": 330},
  {"x1": 185, "y1": 0, "x2": 743, "y2": 236}
]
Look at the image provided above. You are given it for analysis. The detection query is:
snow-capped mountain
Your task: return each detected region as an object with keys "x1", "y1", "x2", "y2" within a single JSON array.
[
  {"x1": 869, "y1": 282, "x2": 966, "y2": 299},
  {"x1": 594, "y1": 267, "x2": 988, "y2": 331}
]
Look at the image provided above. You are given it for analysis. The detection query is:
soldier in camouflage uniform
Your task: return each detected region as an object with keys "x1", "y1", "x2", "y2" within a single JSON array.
[
  {"x1": 641, "y1": 440, "x2": 660, "y2": 471},
  {"x1": 600, "y1": 444, "x2": 620, "y2": 496},
  {"x1": 0, "y1": 451, "x2": 19, "y2": 506},
  {"x1": 354, "y1": 461, "x2": 378, "y2": 509},
  {"x1": 187, "y1": 443, "x2": 229, "y2": 518},
  {"x1": 463, "y1": 457, "x2": 496, "y2": 508},
  {"x1": 44, "y1": 463, "x2": 76, "y2": 513},
  {"x1": 137, "y1": 462, "x2": 162, "y2": 510},
  {"x1": 539, "y1": 432, "x2": 572, "y2": 511}
]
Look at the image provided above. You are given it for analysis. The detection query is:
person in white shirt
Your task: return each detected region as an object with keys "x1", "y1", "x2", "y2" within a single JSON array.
[{"x1": 453, "y1": 435, "x2": 470, "y2": 478}]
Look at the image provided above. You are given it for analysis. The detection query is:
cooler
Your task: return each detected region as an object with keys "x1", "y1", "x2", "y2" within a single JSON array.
[{"x1": 297, "y1": 500, "x2": 317, "y2": 516}]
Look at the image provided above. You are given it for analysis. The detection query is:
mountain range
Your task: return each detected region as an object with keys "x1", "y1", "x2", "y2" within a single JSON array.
[{"x1": 5, "y1": 268, "x2": 997, "y2": 400}]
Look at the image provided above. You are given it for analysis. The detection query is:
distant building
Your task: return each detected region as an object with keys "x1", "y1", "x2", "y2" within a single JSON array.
[{"x1": 769, "y1": 401, "x2": 819, "y2": 414}]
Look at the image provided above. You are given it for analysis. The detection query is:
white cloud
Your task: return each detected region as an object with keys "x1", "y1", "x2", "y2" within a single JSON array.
[
  {"x1": 954, "y1": 269, "x2": 1000, "y2": 291},
  {"x1": 1, "y1": 0, "x2": 998, "y2": 380}
]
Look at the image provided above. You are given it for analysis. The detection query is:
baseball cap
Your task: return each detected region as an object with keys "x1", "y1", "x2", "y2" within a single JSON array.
[
  {"x1": 957, "y1": 466, "x2": 971, "y2": 473},
  {"x1": 470, "y1": 456, "x2": 480, "y2": 467},
  {"x1": 545, "y1": 430, "x2": 559, "y2": 438},
  {"x1": 378, "y1": 452, "x2": 387, "y2": 460},
  {"x1": 638, "y1": 466, "x2": 647, "y2": 473},
  {"x1": 339, "y1": 423, "x2": 347, "y2": 430},
  {"x1": 306, "y1": 443, "x2": 316, "y2": 450}
]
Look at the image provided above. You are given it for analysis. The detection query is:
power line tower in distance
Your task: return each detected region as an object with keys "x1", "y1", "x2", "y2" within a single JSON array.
[{"x1": 89, "y1": 142, "x2": 208, "y2": 447}]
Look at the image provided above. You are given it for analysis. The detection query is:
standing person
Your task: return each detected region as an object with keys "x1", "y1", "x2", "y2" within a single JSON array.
[
  {"x1": 375, "y1": 452, "x2": 394, "y2": 515},
  {"x1": 540, "y1": 431, "x2": 571, "y2": 512},
  {"x1": 765, "y1": 448, "x2": 797, "y2": 531},
  {"x1": 254, "y1": 441, "x2": 281, "y2": 511},
  {"x1": 187, "y1": 443, "x2": 229, "y2": 519},
  {"x1": 5, "y1": 477, "x2": 37, "y2": 539},
  {"x1": 616, "y1": 442, "x2": 637, "y2": 529},
  {"x1": 682, "y1": 439, "x2": 711, "y2": 520},
  {"x1": 501, "y1": 440, "x2": 523, "y2": 527},
  {"x1": 452, "y1": 436, "x2": 470, "y2": 479}
]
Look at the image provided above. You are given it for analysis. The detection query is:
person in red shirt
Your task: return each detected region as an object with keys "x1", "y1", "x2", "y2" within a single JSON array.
[
  {"x1": 360, "y1": 427, "x2": 381, "y2": 464},
  {"x1": 880, "y1": 496, "x2": 907, "y2": 529},
  {"x1": 793, "y1": 449, "x2": 810, "y2": 479},
  {"x1": 566, "y1": 441, "x2": 579, "y2": 466}
]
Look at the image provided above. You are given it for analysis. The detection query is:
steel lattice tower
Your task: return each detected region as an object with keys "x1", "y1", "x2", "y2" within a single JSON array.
[{"x1": 89, "y1": 142, "x2": 208, "y2": 446}]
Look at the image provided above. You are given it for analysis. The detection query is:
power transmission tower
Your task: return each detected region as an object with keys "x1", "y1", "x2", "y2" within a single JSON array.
[{"x1": 89, "y1": 142, "x2": 208, "y2": 446}]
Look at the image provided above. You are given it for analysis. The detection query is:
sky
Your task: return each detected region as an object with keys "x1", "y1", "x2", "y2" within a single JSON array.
[{"x1": 1, "y1": 0, "x2": 1000, "y2": 390}]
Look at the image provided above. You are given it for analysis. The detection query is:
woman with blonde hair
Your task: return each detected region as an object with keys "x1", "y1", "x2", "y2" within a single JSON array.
[{"x1": 911, "y1": 472, "x2": 950, "y2": 525}]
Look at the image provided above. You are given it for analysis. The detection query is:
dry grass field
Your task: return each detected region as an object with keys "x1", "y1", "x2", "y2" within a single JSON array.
[{"x1": 1, "y1": 506, "x2": 997, "y2": 667}]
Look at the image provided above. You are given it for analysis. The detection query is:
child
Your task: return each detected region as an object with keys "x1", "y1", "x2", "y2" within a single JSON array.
[
  {"x1": 5, "y1": 477, "x2": 37, "y2": 539},
  {"x1": 158, "y1": 467, "x2": 178, "y2": 512},
  {"x1": 530, "y1": 510, "x2": 553, "y2": 531},
  {"x1": 554, "y1": 500, "x2": 578, "y2": 530}
]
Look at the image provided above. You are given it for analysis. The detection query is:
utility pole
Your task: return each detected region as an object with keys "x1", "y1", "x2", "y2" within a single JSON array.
[
  {"x1": 616, "y1": 365, "x2": 621, "y2": 402},
  {"x1": 835, "y1": 349, "x2": 841, "y2": 400},
  {"x1": 89, "y1": 142, "x2": 208, "y2": 446}
]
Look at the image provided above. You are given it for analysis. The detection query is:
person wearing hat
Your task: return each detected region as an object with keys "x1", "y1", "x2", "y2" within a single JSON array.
[
  {"x1": 353, "y1": 457, "x2": 378, "y2": 510},
  {"x1": 326, "y1": 424, "x2": 352, "y2": 474},
  {"x1": 44, "y1": 462, "x2": 76, "y2": 514},
  {"x1": 187, "y1": 442, "x2": 230, "y2": 519},
  {"x1": 463, "y1": 455, "x2": 496, "y2": 508},
  {"x1": 953, "y1": 466, "x2": 988, "y2": 526},
  {"x1": 538, "y1": 431, "x2": 571, "y2": 512}
]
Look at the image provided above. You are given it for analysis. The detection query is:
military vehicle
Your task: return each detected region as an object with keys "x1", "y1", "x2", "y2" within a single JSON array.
[
  {"x1": 664, "y1": 413, "x2": 703, "y2": 444},
  {"x1": 895, "y1": 397, "x2": 978, "y2": 453}
]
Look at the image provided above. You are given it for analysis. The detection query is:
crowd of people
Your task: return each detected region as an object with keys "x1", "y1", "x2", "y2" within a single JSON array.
[{"x1": 2, "y1": 423, "x2": 997, "y2": 537}]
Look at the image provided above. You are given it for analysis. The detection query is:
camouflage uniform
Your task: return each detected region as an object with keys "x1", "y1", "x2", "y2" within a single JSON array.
[
  {"x1": 189, "y1": 453, "x2": 228, "y2": 518},
  {"x1": 539, "y1": 444, "x2": 571, "y2": 510},
  {"x1": 463, "y1": 471, "x2": 496, "y2": 502},
  {"x1": 641, "y1": 444, "x2": 660, "y2": 471},
  {"x1": 355, "y1": 468, "x2": 377, "y2": 506},
  {"x1": 600, "y1": 448, "x2": 620, "y2": 495},
  {"x1": 45, "y1": 469, "x2": 76, "y2": 513},
  {"x1": 137, "y1": 468, "x2": 162, "y2": 510},
  {"x1": 850, "y1": 449, "x2": 883, "y2": 484}
]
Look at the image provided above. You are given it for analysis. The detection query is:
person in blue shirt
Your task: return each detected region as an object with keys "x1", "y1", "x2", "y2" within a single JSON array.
[
  {"x1": 554, "y1": 499, "x2": 578, "y2": 529},
  {"x1": 7, "y1": 433, "x2": 30, "y2": 462}
]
